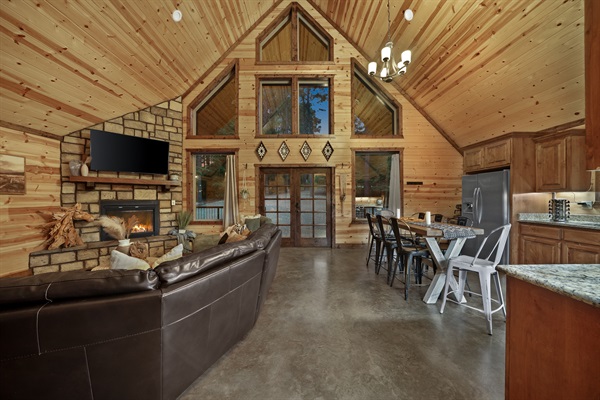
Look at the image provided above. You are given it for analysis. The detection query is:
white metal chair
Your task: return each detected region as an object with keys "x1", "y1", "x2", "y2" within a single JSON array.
[{"x1": 439, "y1": 224, "x2": 511, "y2": 335}]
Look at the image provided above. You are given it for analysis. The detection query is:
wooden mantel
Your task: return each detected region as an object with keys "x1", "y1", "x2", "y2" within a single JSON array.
[{"x1": 68, "y1": 176, "x2": 181, "y2": 191}]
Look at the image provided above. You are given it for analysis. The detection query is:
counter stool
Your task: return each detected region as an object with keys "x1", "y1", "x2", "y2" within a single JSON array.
[{"x1": 440, "y1": 224, "x2": 511, "y2": 335}]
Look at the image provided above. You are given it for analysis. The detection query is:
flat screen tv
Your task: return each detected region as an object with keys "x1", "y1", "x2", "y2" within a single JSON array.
[{"x1": 90, "y1": 130, "x2": 169, "y2": 175}]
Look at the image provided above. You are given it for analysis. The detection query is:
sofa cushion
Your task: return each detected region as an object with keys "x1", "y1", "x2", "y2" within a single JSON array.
[
  {"x1": 0, "y1": 269, "x2": 159, "y2": 306},
  {"x1": 151, "y1": 243, "x2": 183, "y2": 269},
  {"x1": 155, "y1": 240, "x2": 258, "y2": 285}
]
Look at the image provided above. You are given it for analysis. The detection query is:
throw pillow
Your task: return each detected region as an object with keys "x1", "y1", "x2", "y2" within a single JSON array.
[
  {"x1": 110, "y1": 250, "x2": 151, "y2": 271},
  {"x1": 151, "y1": 244, "x2": 183, "y2": 269},
  {"x1": 245, "y1": 216, "x2": 261, "y2": 232}
]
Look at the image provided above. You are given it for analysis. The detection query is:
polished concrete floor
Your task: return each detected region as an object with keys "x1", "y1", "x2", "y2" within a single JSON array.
[{"x1": 182, "y1": 248, "x2": 506, "y2": 400}]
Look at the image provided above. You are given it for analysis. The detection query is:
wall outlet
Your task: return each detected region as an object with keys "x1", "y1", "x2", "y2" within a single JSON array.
[{"x1": 171, "y1": 199, "x2": 176, "y2": 206}]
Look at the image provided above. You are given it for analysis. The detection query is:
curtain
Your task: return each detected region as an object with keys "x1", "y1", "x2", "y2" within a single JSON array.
[
  {"x1": 223, "y1": 154, "x2": 239, "y2": 229},
  {"x1": 388, "y1": 154, "x2": 401, "y2": 216}
]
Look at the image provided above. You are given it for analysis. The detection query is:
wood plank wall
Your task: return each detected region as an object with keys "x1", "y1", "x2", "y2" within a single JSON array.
[
  {"x1": 0, "y1": 126, "x2": 61, "y2": 276},
  {"x1": 182, "y1": 0, "x2": 463, "y2": 245}
]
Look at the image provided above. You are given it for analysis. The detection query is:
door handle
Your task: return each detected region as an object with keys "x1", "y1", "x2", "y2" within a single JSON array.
[{"x1": 476, "y1": 188, "x2": 483, "y2": 224}]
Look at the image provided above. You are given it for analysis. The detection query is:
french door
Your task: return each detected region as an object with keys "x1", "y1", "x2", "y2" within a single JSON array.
[{"x1": 259, "y1": 167, "x2": 332, "y2": 247}]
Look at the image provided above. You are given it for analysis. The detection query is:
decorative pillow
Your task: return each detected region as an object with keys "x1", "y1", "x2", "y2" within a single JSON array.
[
  {"x1": 245, "y1": 216, "x2": 261, "y2": 232},
  {"x1": 111, "y1": 250, "x2": 151, "y2": 271},
  {"x1": 151, "y1": 244, "x2": 183, "y2": 269}
]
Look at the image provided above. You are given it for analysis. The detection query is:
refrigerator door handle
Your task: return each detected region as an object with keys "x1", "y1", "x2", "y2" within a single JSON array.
[
  {"x1": 472, "y1": 188, "x2": 479, "y2": 223},
  {"x1": 476, "y1": 187, "x2": 483, "y2": 224}
]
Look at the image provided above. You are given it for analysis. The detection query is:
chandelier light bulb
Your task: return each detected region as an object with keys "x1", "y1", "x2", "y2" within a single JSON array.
[
  {"x1": 172, "y1": 9, "x2": 182, "y2": 22},
  {"x1": 401, "y1": 50, "x2": 412, "y2": 65},
  {"x1": 368, "y1": 62, "x2": 377, "y2": 76},
  {"x1": 381, "y1": 45, "x2": 391, "y2": 62}
]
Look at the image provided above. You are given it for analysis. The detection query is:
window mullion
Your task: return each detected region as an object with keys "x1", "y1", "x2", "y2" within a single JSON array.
[{"x1": 292, "y1": 77, "x2": 299, "y2": 135}]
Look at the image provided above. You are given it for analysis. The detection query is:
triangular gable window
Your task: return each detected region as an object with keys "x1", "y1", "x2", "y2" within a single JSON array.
[
  {"x1": 258, "y1": 3, "x2": 332, "y2": 62},
  {"x1": 190, "y1": 63, "x2": 237, "y2": 137},
  {"x1": 352, "y1": 62, "x2": 401, "y2": 136}
]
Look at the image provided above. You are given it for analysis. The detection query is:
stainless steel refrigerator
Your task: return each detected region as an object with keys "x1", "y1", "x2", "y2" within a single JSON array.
[{"x1": 461, "y1": 169, "x2": 510, "y2": 264}]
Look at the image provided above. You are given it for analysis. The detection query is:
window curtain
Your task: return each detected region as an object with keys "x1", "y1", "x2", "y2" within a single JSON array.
[
  {"x1": 388, "y1": 154, "x2": 401, "y2": 215},
  {"x1": 223, "y1": 155, "x2": 239, "y2": 229}
]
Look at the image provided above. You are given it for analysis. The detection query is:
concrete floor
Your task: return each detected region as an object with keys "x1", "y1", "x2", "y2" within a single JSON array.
[{"x1": 181, "y1": 248, "x2": 506, "y2": 400}]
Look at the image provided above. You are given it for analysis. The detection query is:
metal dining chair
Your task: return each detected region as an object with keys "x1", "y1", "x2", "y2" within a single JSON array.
[
  {"x1": 365, "y1": 213, "x2": 381, "y2": 270},
  {"x1": 439, "y1": 224, "x2": 512, "y2": 335},
  {"x1": 389, "y1": 217, "x2": 432, "y2": 300},
  {"x1": 375, "y1": 215, "x2": 397, "y2": 279},
  {"x1": 433, "y1": 213, "x2": 444, "y2": 223}
]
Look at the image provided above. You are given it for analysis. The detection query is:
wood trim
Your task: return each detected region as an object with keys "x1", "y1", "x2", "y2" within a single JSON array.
[
  {"x1": 255, "y1": 3, "x2": 294, "y2": 62},
  {"x1": 0, "y1": 120, "x2": 62, "y2": 141},
  {"x1": 182, "y1": 0, "x2": 285, "y2": 99},
  {"x1": 68, "y1": 176, "x2": 180, "y2": 188}
]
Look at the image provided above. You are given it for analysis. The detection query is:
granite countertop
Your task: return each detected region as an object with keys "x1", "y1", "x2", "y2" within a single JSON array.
[
  {"x1": 497, "y1": 264, "x2": 600, "y2": 308},
  {"x1": 518, "y1": 213, "x2": 600, "y2": 231}
]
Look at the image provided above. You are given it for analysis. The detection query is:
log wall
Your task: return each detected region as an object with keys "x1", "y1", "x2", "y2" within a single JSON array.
[
  {"x1": 182, "y1": 0, "x2": 463, "y2": 245},
  {"x1": 0, "y1": 126, "x2": 61, "y2": 276}
]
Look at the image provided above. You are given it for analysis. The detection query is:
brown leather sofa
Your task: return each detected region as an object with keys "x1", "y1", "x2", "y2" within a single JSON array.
[{"x1": 0, "y1": 223, "x2": 282, "y2": 400}]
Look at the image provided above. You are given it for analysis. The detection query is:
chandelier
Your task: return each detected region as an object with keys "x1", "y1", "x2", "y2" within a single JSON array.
[{"x1": 368, "y1": 0, "x2": 413, "y2": 82}]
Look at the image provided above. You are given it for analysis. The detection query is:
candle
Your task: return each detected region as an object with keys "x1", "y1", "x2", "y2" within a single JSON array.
[
  {"x1": 425, "y1": 211, "x2": 431, "y2": 225},
  {"x1": 396, "y1": 208, "x2": 401, "y2": 218}
]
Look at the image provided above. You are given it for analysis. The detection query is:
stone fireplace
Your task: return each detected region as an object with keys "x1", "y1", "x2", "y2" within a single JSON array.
[{"x1": 100, "y1": 200, "x2": 160, "y2": 240}]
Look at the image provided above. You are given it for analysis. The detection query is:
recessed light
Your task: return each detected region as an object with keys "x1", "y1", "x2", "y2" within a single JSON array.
[{"x1": 172, "y1": 9, "x2": 182, "y2": 22}]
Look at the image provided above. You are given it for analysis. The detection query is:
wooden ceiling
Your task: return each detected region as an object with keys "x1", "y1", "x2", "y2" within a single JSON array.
[{"x1": 0, "y1": 0, "x2": 585, "y2": 148}]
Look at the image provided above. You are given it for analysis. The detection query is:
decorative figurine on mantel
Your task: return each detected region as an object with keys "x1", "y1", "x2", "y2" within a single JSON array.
[{"x1": 34, "y1": 203, "x2": 94, "y2": 250}]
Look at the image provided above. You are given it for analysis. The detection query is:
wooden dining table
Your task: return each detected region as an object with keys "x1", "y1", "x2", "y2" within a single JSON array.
[{"x1": 400, "y1": 219, "x2": 484, "y2": 304}]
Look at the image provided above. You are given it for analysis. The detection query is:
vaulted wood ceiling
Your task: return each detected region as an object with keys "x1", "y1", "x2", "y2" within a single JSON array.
[{"x1": 0, "y1": 0, "x2": 585, "y2": 148}]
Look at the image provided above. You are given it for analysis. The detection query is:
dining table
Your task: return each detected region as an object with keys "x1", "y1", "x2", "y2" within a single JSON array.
[{"x1": 400, "y1": 218, "x2": 485, "y2": 304}]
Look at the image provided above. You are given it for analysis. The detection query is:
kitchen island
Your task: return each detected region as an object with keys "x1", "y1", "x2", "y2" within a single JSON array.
[{"x1": 497, "y1": 264, "x2": 600, "y2": 400}]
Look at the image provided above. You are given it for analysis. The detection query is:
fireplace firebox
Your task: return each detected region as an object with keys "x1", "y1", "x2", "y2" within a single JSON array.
[{"x1": 99, "y1": 200, "x2": 160, "y2": 240}]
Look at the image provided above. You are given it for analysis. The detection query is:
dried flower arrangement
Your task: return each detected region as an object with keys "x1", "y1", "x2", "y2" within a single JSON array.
[{"x1": 97, "y1": 215, "x2": 140, "y2": 240}]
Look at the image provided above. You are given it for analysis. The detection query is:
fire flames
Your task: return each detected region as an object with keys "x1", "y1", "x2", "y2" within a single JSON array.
[{"x1": 131, "y1": 224, "x2": 150, "y2": 233}]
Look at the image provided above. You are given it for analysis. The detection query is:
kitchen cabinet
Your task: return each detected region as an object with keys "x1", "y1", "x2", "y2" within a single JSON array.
[
  {"x1": 463, "y1": 138, "x2": 511, "y2": 173},
  {"x1": 504, "y1": 276, "x2": 600, "y2": 400},
  {"x1": 519, "y1": 222, "x2": 600, "y2": 263},
  {"x1": 534, "y1": 131, "x2": 589, "y2": 191},
  {"x1": 519, "y1": 224, "x2": 561, "y2": 264},
  {"x1": 562, "y1": 228, "x2": 600, "y2": 263}
]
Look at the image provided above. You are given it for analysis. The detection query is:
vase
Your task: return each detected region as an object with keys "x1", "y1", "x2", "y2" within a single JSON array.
[
  {"x1": 118, "y1": 239, "x2": 131, "y2": 247},
  {"x1": 69, "y1": 160, "x2": 82, "y2": 176},
  {"x1": 80, "y1": 163, "x2": 89, "y2": 176},
  {"x1": 178, "y1": 229, "x2": 187, "y2": 234}
]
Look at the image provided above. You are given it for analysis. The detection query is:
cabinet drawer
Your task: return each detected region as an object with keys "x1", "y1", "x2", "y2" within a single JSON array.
[
  {"x1": 563, "y1": 228, "x2": 600, "y2": 246},
  {"x1": 520, "y1": 223, "x2": 561, "y2": 240}
]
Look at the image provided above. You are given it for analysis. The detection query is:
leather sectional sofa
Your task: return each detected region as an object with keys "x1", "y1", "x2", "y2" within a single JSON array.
[{"x1": 0, "y1": 223, "x2": 282, "y2": 400}]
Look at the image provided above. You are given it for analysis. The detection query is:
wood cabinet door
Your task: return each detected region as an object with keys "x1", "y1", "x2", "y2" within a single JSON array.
[
  {"x1": 535, "y1": 137, "x2": 566, "y2": 191},
  {"x1": 484, "y1": 138, "x2": 511, "y2": 168},
  {"x1": 520, "y1": 235, "x2": 561, "y2": 264},
  {"x1": 562, "y1": 241, "x2": 600, "y2": 263},
  {"x1": 464, "y1": 147, "x2": 484, "y2": 172}
]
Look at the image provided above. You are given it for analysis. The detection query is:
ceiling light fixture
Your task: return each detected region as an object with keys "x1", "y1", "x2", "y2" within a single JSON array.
[
  {"x1": 368, "y1": 0, "x2": 412, "y2": 83},
  {"x1": 172, "y1": 8, "x2": 182, "y2": 22}
]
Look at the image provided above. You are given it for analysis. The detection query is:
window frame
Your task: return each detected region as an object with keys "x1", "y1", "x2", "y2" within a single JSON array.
[
  {"x1": 351, "y1": 60, "x2": 402, "y2": 138},
  {"x1": 186, "y1": 148, "x2": 238, "y2": 225},
  {"x1": 256, "y1": 75, "x2": 334, "y2": 137},
  {"x1": 256, "y1": 3, "x2": 334, "y2": 64},
  {"x1": 351, "y1": 148, "x2": 404, "y2": 224},
  {"x1": 187, "y1": 60, "x2": 238, "y2": 139}
]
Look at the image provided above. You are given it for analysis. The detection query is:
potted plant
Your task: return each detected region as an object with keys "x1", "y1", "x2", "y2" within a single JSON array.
[{"x1": 176, "y1": 210, "x2": 192, "y2": 234}]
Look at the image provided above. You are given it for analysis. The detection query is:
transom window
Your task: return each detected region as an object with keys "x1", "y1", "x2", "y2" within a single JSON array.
[
  {"x1": 353, "y1": 63, "x2": 401, "y2": 136},
  {"x1": 190, "y1": 65, "x2": 237, "y2": 137},
  {"x1": 259, "y1": 77, "x2": 331, "y2": 136},
  {"x1": 258, "y1": 3, "x2": 332, "y2": 62}
]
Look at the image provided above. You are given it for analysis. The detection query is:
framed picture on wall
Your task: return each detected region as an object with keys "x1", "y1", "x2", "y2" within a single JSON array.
[{"x1": 0, "y1": 154, "x2": 26, "y2": 195}]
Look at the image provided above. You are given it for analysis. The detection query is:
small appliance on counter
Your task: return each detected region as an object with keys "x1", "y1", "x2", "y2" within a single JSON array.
[{"x1": 548, "y1": 198, "x2": 570, "y2": 222}]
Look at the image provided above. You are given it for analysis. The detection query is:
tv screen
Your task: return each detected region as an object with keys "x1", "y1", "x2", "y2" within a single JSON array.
[{"x1": 90, "y1": 130, "x2": 169, "y2": 175}]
